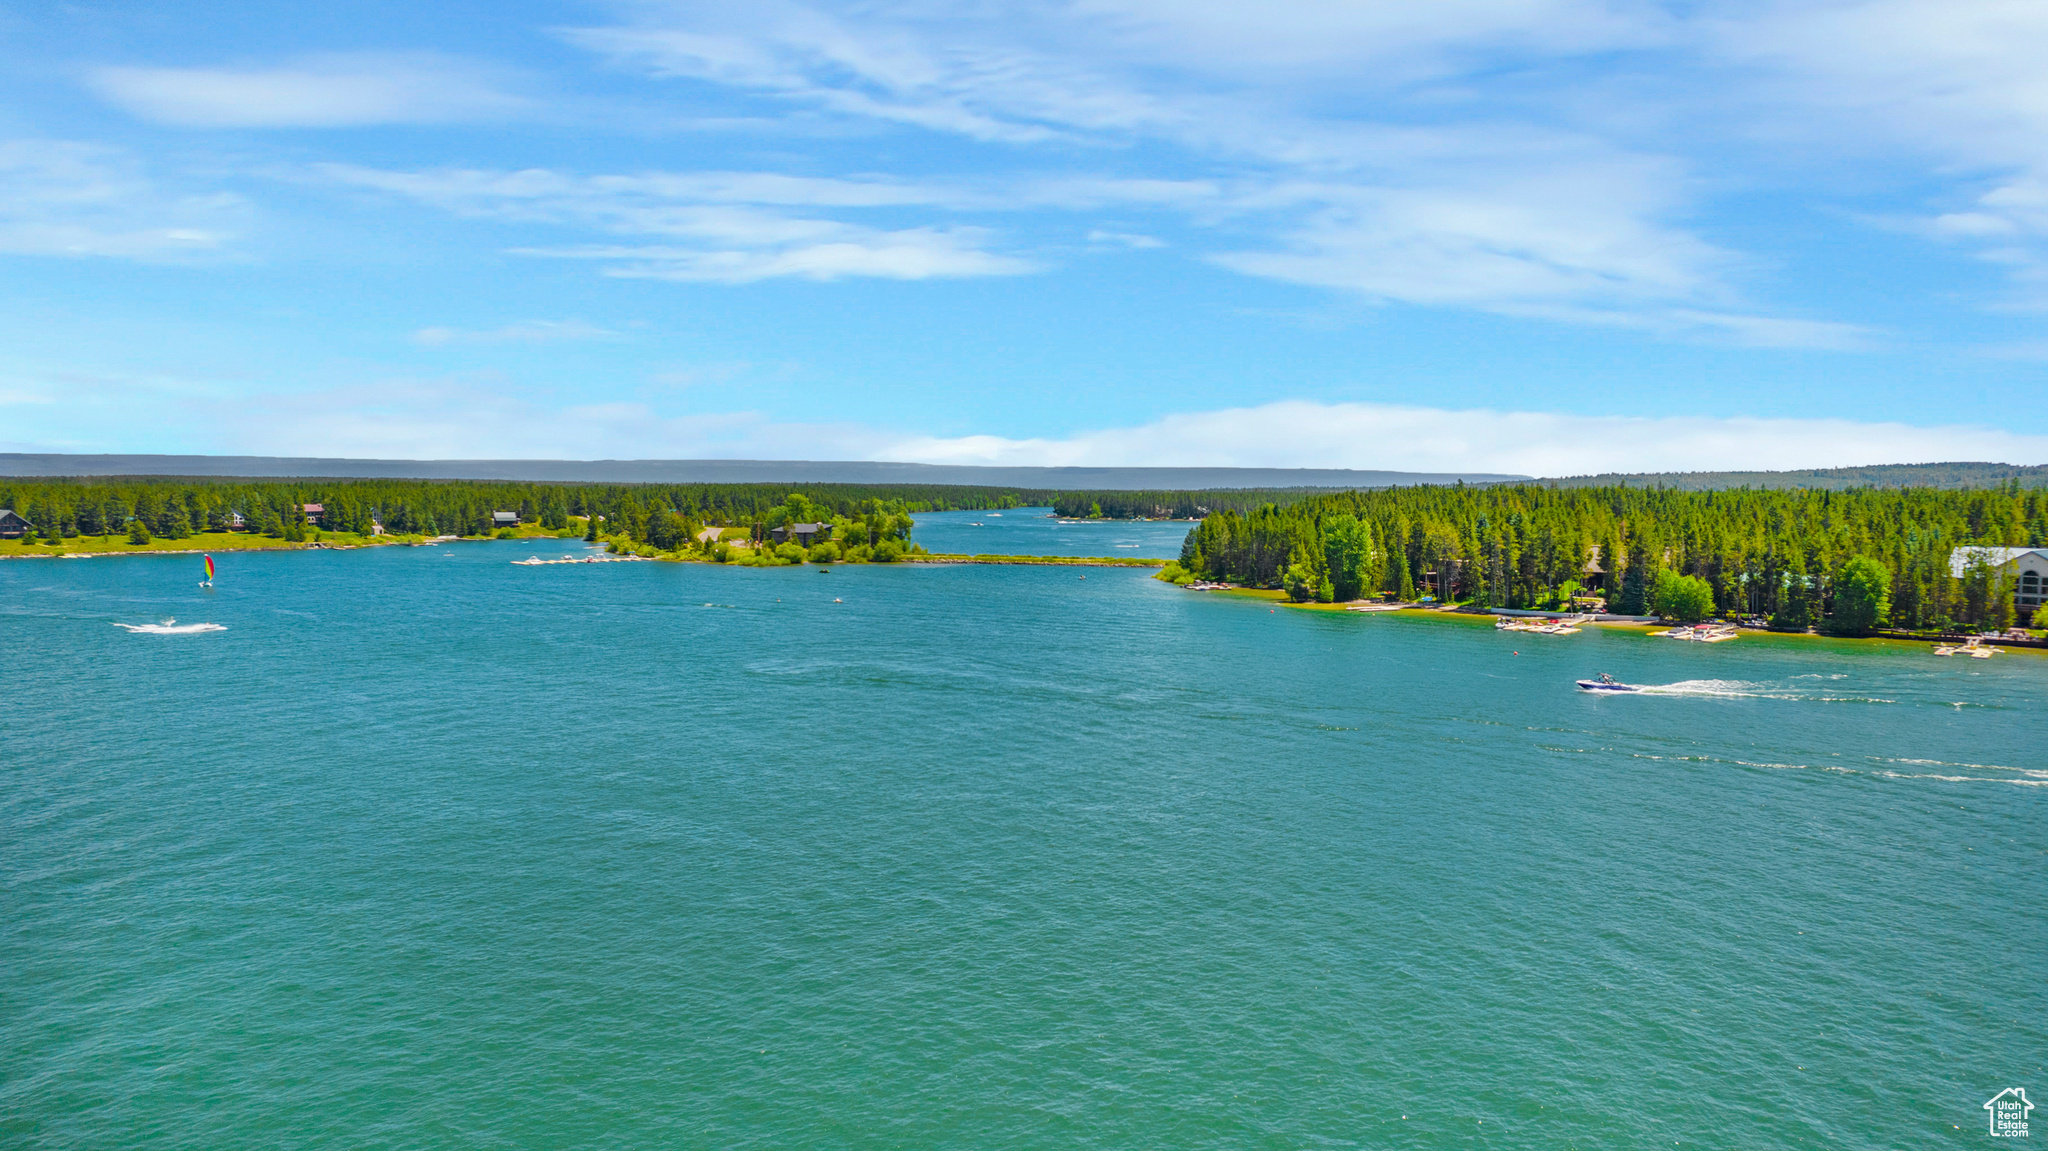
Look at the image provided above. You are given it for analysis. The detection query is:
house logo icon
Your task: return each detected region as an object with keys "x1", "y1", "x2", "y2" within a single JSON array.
[{"x1": 1986, "y1": 1088, "x2": 2034, "y2": 1137}]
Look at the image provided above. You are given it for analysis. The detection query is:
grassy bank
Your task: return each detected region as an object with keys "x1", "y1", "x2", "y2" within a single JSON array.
[
  {"x1": 0, "y1": 532, "x2": 362, "y2": 558},
  {"x1": 0, "y1": 524, "x2": 584, "y2": 559}
]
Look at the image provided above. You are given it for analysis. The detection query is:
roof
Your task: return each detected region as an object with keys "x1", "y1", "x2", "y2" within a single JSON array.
[
  {"x1": 0, "y1": 508, "x2": 27, "y2": 521},
  {"x1": 303, "y1": 503, "x2": 323, "y2": 511},
  {"x1": 1949, "y1": 546, "x2": 2048, "y2": 578},
  {"x1": 492, "y1": 510, "x2": 519, "y2": 520},
  {"x1": 789, "y1": 522, "x2": 826, "y2": 532}
]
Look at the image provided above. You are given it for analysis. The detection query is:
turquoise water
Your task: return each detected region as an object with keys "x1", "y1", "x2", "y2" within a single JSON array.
[
  {"x1": 912, "y1": 507, "x2": 1192, "y2": 558},
  {"x1": 3, "y1": 535, "x2": 2044, "y2": 1149}
]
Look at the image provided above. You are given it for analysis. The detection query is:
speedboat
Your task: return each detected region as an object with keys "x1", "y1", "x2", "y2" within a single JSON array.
[{"x1": 1576, "y1": 673, "x2": 1641, "y2": 693}]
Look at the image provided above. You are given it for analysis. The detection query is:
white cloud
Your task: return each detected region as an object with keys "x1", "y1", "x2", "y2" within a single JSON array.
[
  {"x1": 320, "y1": 163, "x2": 1035, "y2": 282},
  {"x1": 1706, "y1": 1, "x2": 2048, "y2": 305},
  {"x1": 876, "y1": 400, "x2": 2048, "y2": 474},
  {"x1": 0, "y1": 140, "x2": 242, "y2": 260},
  {"x1": 11, "y1": 368, "x2": 2039, "y2": 473},
  {"x1": 1088, "y1": 230, "x2": 1164, "y2": 248},
  {"x1": 87, "y1": 53, "x2": 531, "y2": 128},
  {"x1": 412, "y1": 320, "x2": 619, "y2": 346},
  {"x1": 513, "y1": 229, "x2": 1033, "y2": 282},
  {"x1": 554, "y1": 3, "x2": 1864, "y2": 342}
]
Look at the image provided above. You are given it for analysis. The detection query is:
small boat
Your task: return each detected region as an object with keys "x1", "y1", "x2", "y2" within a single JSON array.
[{"x1": 1576, "y1": 673, "x2": 1641, "y2": 693}]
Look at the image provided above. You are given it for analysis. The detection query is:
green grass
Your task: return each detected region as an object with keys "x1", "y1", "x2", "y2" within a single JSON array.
[{"x1": 0, "y1": 532, "x2": 345, "y2": 557}]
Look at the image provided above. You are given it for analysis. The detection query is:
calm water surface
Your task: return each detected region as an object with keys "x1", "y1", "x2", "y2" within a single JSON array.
[
  {"x1": 912, "y1": 507, "x2": 1192, "y2": 558},
  {"x1": 3, "y1": 530, "x2": 2044, "y2": 1149}
]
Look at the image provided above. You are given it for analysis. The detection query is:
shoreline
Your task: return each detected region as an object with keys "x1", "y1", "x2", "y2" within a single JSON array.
[
  {"x1": 1184, "y1": 587, "x2": 2047, "y2": 651},
  {"x1": 0, "y1": 530, "x2": 580, "y2": 560},
  {"x1": 3, "y1": 534, "x2": 1173, "y2": 571}
]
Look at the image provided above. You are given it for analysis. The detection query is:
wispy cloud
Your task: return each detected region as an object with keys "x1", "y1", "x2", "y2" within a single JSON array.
[
  {"x1": 550, "y1": 2, "x2": 1871, "y2": 344},
  {"x1": 512, "y1": 230, "x2": 1033, "y2": 282},
  {"x1": 876, "y1": 400, "x2": 2048, "y2": 475},
  {"x1": 412, "y1": 319, "x2": 619, "y2": 346},
  {"x1": 0, "y1": 140, "x2": 243, "y2": 261},
  {"x1": 319, "y1": 163, "x2": 1036, "y2": 282},
  {"x1": 14, "y1": 370, "x2": 2040, "y2": 474},
  {"x1": 87, "y1": 52, "x2": 532, "y2": 128}
]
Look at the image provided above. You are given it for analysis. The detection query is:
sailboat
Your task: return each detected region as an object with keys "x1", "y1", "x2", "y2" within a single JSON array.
[{"x1": 199, "y1": 554, "x2": 215, "y2": 588}]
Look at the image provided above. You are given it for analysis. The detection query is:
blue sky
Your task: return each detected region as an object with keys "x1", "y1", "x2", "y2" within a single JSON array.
[{"x1": 3, "y1": 0, "x2": 2046, "y2": 474}]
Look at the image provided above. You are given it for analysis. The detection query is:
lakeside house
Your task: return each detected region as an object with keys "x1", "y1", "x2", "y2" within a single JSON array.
[
  {"x1": 1581, "y1": 544, "x2": 1608, "y2": 592},
  {"x1": 302, "y1": 503, "x2": 325, "y2": 525},
  {"x1": 0, "y1": 509, "x2": 32, "y2": 539},
  {"x1": 1950, "y1": 546, "x2": 2048, "y2": 617},
  {"x1": 772, "y1": 522, "x2": 830, "y2": 546},
  {"x1": 227, "y1": 511, "x2": 247, "y2": 531},
  {"x1": 492, "y1": 510, "x2": 520, "y2": 529}
]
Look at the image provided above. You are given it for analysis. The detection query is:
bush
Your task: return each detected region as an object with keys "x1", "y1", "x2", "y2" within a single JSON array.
[
  {"x1": 1653, "y1": 571, "x2": 1715, "y2": 622},
  {"x1": 871, "y1": 540, "x2": 904, "y2": 563},
  {"x1": 1283, "y1": 561, "x2": 1318, "y2": 602},
  {"x1": 495, "y1": 527, "x2": 518, "y2": 539},
  {"x1": 807, "y1": 542, "x2": 841, "y2": 564},
  {"x1": 1827, "y1": 555, "x2": 1892, "y2": 635},
  {"x1": 773, "y1": 542, "x2": 806, "y2": 563},
  {"x1": 127, "y1": 519, "x2": 152, "y2": 545},
  {"x1": 712, "y1": 543, "x2": 732, "y2": 563}
]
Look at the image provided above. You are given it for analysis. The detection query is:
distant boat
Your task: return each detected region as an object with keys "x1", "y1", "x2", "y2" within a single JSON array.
[
  {"x1": 1576, "y1": 673, "x2": 1640, "y2": 693},
  {"x1": 199, "y1": 554, "x2": 214, "y2": 587},
  {"x1": 1935, "y1": 636, "x2": 1997, "y2": 657}
]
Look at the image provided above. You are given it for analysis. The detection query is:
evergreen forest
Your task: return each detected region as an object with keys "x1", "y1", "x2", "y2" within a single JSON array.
[{"x1": 1165, "y1": 482, "x2": 2048, "y2": 632}]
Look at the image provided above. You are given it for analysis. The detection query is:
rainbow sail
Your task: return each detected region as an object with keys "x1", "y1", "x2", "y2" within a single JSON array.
[{"x1": 204, "y1": 555, "x2": 215, "y2": 582}]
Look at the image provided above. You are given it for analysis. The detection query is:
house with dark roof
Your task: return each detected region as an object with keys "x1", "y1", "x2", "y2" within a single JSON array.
[
  {"x1": 1580, "y1": 544, "x2": 1608, "y2": 592},
  {"x1": 771, "y1": 522, "x2": 830, "y2": 546},
  {"x1": 492, "y1": 510, "x2": 521, "y2": 529},
  {"x1": 0, "y1": 509, "x2": 31, "y2": 539}
]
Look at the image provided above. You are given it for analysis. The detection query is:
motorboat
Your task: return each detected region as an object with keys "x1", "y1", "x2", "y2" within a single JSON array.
[{"x1": 1576, "y1": 673, "x2": 1641, "y2": 693}]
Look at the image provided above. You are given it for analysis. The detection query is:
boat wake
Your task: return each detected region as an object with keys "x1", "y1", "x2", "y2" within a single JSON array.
[
  {"x1": 1637, "y1": 678, "x2": 1771, "y2": 697},
  {"x1": 1630, "y1": 752, "x2": 2044, "y2": 788},
  {"x1": 114, "y1": 620, "x2": 227, "y2": 635},
  {"x1": 1628, "y1": 679, "x2": 1894, "y2": 703}
]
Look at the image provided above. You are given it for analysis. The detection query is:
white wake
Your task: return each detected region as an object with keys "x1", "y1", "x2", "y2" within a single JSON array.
[{"x1": 114, "y1": 620, "x2": 227, "y2": 635}]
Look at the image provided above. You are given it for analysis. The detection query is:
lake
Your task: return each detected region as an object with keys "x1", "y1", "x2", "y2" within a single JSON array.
[
  {"x1": 2, "y1": 524, "x2": 2043, "y2": 1149},
  {"x1": 910, "y1": 506, "x2": 1193, "y2": 558}
]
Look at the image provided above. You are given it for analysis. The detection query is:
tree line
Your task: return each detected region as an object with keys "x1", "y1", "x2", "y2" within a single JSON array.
[
  {"x1": 604, "y1": 491, "x2": 924, "y2": 565},
  {"x1": 0, "y1": 477, "x2": 1041, "y2": 543},
  {"x1": 1050, "y1": 489, "x2": 1333, "y2": 519},
  {"x1": 1166, "y1": 482, "x2": 2048, "y2": 632}
]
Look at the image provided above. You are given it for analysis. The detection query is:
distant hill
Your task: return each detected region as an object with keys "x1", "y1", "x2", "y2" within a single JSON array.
[
  {"x1": 1540, "y1": 461, "x2": 2048, "y2": 491},
  {"x1": 0, "y1": 454, "x2": 1525, "y2": 491}
]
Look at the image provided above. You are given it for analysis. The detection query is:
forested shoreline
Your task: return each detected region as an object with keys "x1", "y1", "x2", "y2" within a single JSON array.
[
  {"x1": 1163, "y1": 483, "x2": 2048, "y2": 632},
  {"x1": 6, "y1": 475, "x2": 2046, "y2": 629},
  {"x1": 0, "y1": 477, "x2": 1035, "y2": 543}
]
